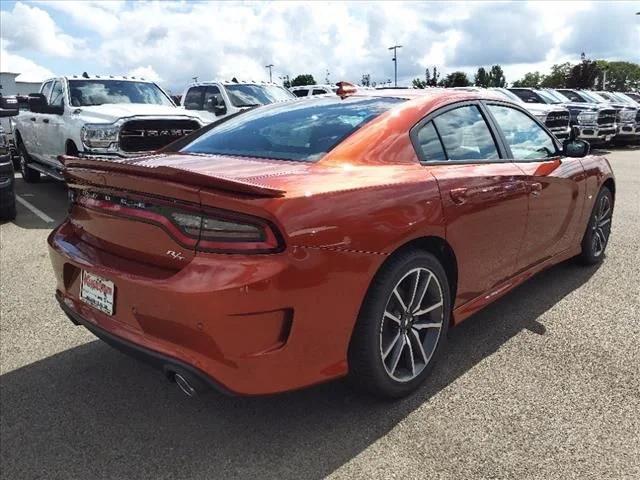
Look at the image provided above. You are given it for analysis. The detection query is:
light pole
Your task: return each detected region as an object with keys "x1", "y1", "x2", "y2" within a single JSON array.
[
  {"x1": 265, "y1": 64, "x2": 274, "y2": 83},
  {"x1": 388, "y1": 45, "x2": 402, "y2": 87}
]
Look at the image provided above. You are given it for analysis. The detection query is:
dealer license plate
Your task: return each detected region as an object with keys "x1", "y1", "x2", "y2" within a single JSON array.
[{"x1": 80, "y1": 271, "x2": 115, "y2": 315}]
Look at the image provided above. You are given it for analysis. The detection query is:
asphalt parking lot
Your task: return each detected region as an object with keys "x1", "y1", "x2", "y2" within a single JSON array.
[{"x1": 1, "y1": 148, "x2": 639, "y2": 480}]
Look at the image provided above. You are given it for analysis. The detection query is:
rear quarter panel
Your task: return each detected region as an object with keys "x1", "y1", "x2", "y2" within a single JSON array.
[{"x1": 266, "y1": 164, "x2": 446, "y2": 254}]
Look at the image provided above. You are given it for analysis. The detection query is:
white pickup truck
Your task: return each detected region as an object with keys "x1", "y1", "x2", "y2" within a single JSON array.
[
  {"x1": 180, "y1": 80, "x2": 294, "y2": 124},
  {"x1": 13, "y1": 75, "x2": 203, "y2": 182}
]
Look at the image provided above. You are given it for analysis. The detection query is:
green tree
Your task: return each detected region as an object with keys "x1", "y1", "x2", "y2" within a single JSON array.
[
  {"x1": 412, "y1": 78, "x2": 427, "y2": 89},
  {"x1": 566, "y1": 55, "x2": 601, "y2": 89},
  {"x1": 474, "y1": 67, "x2": 489, "y2": 87},
  {"x1": 596, "y1": 61, "x2": 640, "y2": 91},
  {"x1": 539, "y1": 62, "x2": 572, "y2": 88},
  {"x1": 488, "y1": 65, "x2": 506, "y2": 87},
  {"x1": 426, "y1": 66, "x2": 441, "y2": 87},
  {"x1": 441, "y1": 71, "x2": 471, "y2": 87},
  {"x1": 511, "y1": 71, "x2": 543, "y2": 88},
  {"x1": 290, "y1": 74, "x2": 316, "y2": 87}
]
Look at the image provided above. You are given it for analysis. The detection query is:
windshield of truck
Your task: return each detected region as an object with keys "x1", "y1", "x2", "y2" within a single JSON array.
[
  {"x1": 535, "y1": 90, "x2": 563, "y2": 104},
  {"x1": 491, "y1": 88, "x2": 524, "y2": 103},
  {"x1": 581, "y1": 91, "x2": 607, "y2": 103},
  {"x1": 612, "y1": 92, "x2": 639, "y2": 106},
  {"x1": 68, "y1": 80, "x2": 173, "y2": 107},
  {"x1": 224, "y1": 84, "x2": 295, "y2": 108},
  {"x1": 544, "y1": 90, "x2": 572, "y2": 103}
]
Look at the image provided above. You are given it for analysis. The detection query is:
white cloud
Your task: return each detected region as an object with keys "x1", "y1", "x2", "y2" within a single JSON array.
[
  {"x1": 0, "y1": 47, "x2": 54, "y2": 82},
  {"x1": 0, "y1": 1, "x2": 83, "y2": 58},
  {"x1": 127, "y1": 65, "x2": 163, "y2": 83},
  {"x1": 35, "y1": 0, "x2": 124, "y2": 36},
  {"x1": 1, "y1": 0, "x2": 637, "y2": 90}
]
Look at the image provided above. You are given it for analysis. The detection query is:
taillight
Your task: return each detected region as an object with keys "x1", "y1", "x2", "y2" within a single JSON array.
[{"x1": 76, "y1": 191, "x2": 282, "y2": 253}]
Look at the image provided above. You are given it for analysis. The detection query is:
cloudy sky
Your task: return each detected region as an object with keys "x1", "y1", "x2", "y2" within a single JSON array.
[{"x1": 1, "y1": 0, "x2": 638, "y2": 92}]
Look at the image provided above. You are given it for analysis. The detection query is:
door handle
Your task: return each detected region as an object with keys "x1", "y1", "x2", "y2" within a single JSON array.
[
  {"x1": 449, "y1": 188, "x2": 469, "y2": 205},
  {"x1": 42, "y1": 118, "x2": 50, "y2": 124},
  {"x1": 30, "y1": 117, "x2": 36, "y2": 122},
  {"x1": 530, "y1": 182, "x2": 543, "y2": 196}
]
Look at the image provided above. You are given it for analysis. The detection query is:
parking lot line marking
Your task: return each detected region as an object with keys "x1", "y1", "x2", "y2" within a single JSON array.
[{"x1": 15, "y1": 195, "x2": 55, "y2": 223}]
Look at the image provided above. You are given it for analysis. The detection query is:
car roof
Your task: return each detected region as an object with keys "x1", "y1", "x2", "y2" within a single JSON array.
[{"x1": 344, "y1": 87, "x2": 508, "y2": 103}]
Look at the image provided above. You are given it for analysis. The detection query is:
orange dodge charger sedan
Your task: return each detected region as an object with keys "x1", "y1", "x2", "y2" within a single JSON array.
[{"x1": 49, "y1": 87, "x2": 615, "y2": 398}]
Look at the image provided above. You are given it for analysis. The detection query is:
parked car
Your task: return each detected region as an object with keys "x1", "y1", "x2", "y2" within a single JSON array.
[
  {"x1": 455, "y1": 87, "x2": 571, "y2": 140},
  {"x1": 624, "y1": 92, "x2": 640, "y2": 103},
  {"x1": 509, "y1": 88, "x2": 617, "y2": 145},
  {"x1": 592, "y1": 91, "x2": 639, "y2": 143},
  {"x1": 290, "y1": 84, "x2": 337, "y2": 98},
  {"x1": 50, "y1": 87, "x2": 614, "y2": 398},
  {"x1": 180, "y1": 80, "x2": 295, "y2": 124},
  {"x1": 0, "y1": 97, "x2": 20, "y2": 220},
  {"x1": 12, "y1": 75, "x2": 203, "y2": 183},
  {"x1": 557, "y1": 89, "x2": 637, "y2": 144},
  {"x1": 0, "y1": 95, "x2": 29, "y2": 169}
]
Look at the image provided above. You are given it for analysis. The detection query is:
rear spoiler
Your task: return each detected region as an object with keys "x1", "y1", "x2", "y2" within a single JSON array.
[{"x1": 59, "y1": 155, "x2": 285, "y2": 198}]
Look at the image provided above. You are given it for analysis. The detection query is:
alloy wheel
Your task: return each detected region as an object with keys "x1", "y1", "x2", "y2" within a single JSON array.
[
  {"x1": 592, "y1": 194, "x2": 612, "y2": 257},
  {"x1": 379, "y1": 267, "x2": 444, "y2": 382}
]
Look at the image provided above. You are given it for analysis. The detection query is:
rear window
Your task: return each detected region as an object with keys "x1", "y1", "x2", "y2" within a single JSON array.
[{"x1": 182, "y1": 97, "x2": 404, "y2": 162}]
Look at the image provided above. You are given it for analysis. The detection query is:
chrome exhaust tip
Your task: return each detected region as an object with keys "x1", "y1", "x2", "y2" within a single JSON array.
[{"x1": 174, "y1": 372, "x2": 197, "y2": 397}]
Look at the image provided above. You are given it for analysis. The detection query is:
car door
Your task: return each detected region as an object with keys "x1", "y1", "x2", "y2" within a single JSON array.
[
  {"x1": 485, "y1": 102, "x2": 586, "y2": 272},
  {"x1": 37, "y1": 79, "x2": 66, "y2": 165},
  {"x1": 412, "y1": 102, "x2": 529, "y2": 308},
  {"x1": 23, "y1": 80, "x2": 54, "y2": 158},
  {"x1": 183, "y1": 86, "x2": 215, "y2": 123}
]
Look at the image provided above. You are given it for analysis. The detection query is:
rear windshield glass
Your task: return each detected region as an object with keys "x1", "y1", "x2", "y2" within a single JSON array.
[{"x1": 181, "y1": 97, "x2": 404, "y2": 161}]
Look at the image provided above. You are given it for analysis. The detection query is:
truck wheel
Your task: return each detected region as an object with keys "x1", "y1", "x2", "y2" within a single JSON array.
[
  {"x1": 0, "y1": 169, "x2": 16, "y2": 221},
  {"x1": 18, "y1": 141, "x2": 40, "y2": 183},
  {"x1": 0, "y1": 195, "x2": 17, "y2": 221}
]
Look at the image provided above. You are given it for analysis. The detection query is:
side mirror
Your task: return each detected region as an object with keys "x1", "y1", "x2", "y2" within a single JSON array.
[
  {"x1": 205, "y1": 96, "x2": 227, "y2": 116},
  {"x1": 0, "y1": 97, "x2": 19, "y2": 117},
  {"x1": 28, "y1": 93, "x2": 47, "y2": 113},
  {"x1": 563, "y1": 138, "x2": 590, "y2": 158}
]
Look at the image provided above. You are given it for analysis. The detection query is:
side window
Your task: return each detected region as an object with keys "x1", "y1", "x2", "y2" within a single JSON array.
[
  {"x1": 416, "y1": 122, "x2": 446, "y2": 161},
  {"x1": 183, "y1": 86, "x2": 205, "y2": 110},
  {"x1": 488, "y1": 105, "x2": 557, "y2": 160},
  {"x1": 433, "y1": 105, "x2": 499, "y2": 161},
  {"x1": 312, "y1": 89, "x2": 326, "y2": 95},
  {"x1": 40, "y1": 81, "x2": 53, "y2": 102},
  {"x1": 50, "y1": 81, "x2": 64, "y2": 107},
  {"x1": 203, "y1": 85, "x2": 223, "y2": 107},
  {"x1": 293, "y1": 89, "x2": 308, "y2": 98}
]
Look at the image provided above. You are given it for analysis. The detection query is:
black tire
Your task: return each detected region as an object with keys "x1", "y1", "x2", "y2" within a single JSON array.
[
  {"x1": 17, "y1": 140, "x2": 40, "y2": 183},
  {"x1": 0, "y1": 197, "x2": 16, "y2": 221},
  {"x1": 348, "y1": 250, "x2": 451, "y2": 398},
  {"x1": 578, "y1": 186, "x2": 613, "y2": 265}
]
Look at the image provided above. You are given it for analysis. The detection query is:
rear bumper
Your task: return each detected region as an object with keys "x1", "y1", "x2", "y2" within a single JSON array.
[
  {"x1": 57, "y1": 294, "x2": 233, "y2": 395},
  {"x1": 48, "y1": 220, "x2": 381, "y2": 395}
]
